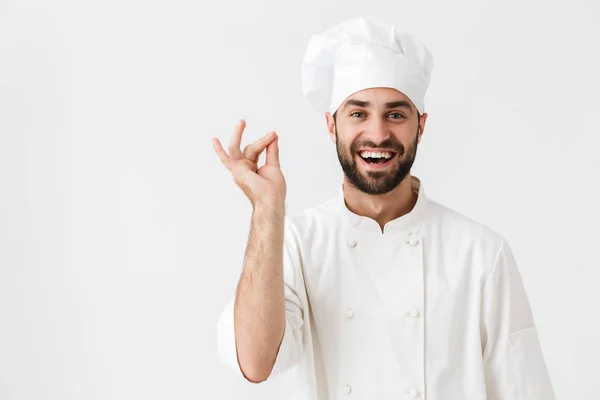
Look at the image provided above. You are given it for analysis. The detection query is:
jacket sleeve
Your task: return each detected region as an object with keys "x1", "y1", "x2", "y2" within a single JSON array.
[
  {"x1": 216, "y1": 217, "x2": 305, "y2": 382},
  {"x1": 480, "y1": 238, "x2": 556, "y2": 399}
]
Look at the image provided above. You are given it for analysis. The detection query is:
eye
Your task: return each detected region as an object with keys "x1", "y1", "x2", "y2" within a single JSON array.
[
  {"x1": 350, "y1": 111, "x2": 365, "y2": 118},
  {"x1": 388, "y1": 113, "x2": 405, "y2": 119}
]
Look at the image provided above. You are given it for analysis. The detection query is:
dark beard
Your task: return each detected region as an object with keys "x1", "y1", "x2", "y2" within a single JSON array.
[{"x1": 335, "y1": 124, "x2": 419, "y2": 195}]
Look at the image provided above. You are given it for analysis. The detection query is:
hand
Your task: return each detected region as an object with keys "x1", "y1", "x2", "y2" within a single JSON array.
[{"x1": 212, "y1": 119, "x2": 286, "y2": 209}]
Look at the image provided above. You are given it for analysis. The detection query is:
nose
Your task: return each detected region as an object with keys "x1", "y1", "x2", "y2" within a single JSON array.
[{"x1": 366, "y1": 116, "x2": 391, "y2": 144}]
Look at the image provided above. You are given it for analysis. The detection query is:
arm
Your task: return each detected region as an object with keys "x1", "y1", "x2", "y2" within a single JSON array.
[
  {"x1": 217, "y1": 213, "x2": 305, "y2": 383},
  {"x1": 213, "y1": 120, "x2": 303, "y2": 383},
  {"x1": 481, "y1": 239, "x2": 556, "y2": 399},
  {"x1": 233, "y1": 204, "x2": 286, "y2": 383}
]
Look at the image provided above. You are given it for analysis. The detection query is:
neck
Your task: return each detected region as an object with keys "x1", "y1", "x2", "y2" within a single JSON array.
[{"x1": 342, "y1": 175, "x2": 418, "y2": 232}]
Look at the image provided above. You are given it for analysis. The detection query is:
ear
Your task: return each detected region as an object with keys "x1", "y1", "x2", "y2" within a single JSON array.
[
  {"x1": 325, "y1": 112, "x2": 336, "y2": 144},
  {"x1": 417, "y1": 112, "x2": 428, "y2": 144}
]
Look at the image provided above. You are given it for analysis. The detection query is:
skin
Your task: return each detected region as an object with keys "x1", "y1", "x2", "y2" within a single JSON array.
[
  {"x1": 326, "y1": 87, "x2": 428, "y2": 232},
  {"x1": 212, "y1": 87, "x2": 427, "y2": 382},
  {"x1": 213, "y1": 121, "x2": 286, "y2": 383}
]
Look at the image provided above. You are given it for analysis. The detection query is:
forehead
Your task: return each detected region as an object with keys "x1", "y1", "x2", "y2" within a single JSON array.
[
  {"x1": 338, "y1": 86, "x2": 417, "y2": 114},
  {"x1": 346, "y1": 87, "x2": 410, "y2": 103}
]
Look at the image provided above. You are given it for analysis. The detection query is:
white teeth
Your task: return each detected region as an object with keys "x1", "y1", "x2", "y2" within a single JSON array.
[{"x1": 359, "y1": 151, "x2": 392, "y2": 159}]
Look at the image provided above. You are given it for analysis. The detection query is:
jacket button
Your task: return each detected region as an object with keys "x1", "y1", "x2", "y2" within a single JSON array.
[
  {"x1": 408, "y1": 309, "x2": 420, "y2": 318},
  {"x1": 406, "y1": 389, "x2": 419, "y2": 397},
  {"x1": 347, "y1": 239, "x2": 357, "y2": 247},
  {"x1": 407, "y1": 238, "x2": 418, "y2": 246},
  {"x1": 345, "y1": 308, "x2": 355, "y2": 319},
  {"x1": 343, "y1": 384, "x2": 352, "y2": 394}
]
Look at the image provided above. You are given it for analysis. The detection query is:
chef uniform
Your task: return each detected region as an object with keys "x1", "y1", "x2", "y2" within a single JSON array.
[{"x1": 217, "y1": 17, "x2": 556, "y2": 400}]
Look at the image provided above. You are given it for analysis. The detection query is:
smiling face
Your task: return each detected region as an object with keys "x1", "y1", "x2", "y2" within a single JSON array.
[{"x1": 326, "y1": 87, "x2": 427, "y2": 195}]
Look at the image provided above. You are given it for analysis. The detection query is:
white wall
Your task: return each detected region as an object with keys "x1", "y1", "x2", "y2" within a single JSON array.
[{"x1": 1, "y1": 0, "x2": 598, "y2": 398}]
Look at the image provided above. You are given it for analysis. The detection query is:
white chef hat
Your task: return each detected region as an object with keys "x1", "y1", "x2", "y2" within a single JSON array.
[{"x1": 301, "y1": 17, "x2": 434, "y2": 115}]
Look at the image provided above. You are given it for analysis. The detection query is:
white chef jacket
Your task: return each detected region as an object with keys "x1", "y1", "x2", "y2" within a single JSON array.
[{"x1": 217, "y1": 175, "x2": 555, "y2": 399}]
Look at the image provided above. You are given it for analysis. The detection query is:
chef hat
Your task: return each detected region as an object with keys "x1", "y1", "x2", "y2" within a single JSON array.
[{"x1": 301, "y1": 17, "x2": 434, "y2": 115}]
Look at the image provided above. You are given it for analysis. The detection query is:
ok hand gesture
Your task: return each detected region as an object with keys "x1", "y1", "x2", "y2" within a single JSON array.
[{"x1": 212, "y1": 120, "x2": 286, "y2": 210}]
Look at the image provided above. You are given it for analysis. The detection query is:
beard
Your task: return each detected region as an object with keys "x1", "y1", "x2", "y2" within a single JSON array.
[{"x1": 335, "y1": 124, "x2": 419, "y2": 195}]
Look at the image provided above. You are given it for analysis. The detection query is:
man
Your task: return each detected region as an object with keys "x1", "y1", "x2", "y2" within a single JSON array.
[{"x1": 213, "y1": 17, "x2": 555, "y2": 399}]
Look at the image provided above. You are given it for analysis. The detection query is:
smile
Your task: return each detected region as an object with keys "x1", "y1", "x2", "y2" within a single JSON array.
[{"x1": 357, "y1": 150, "x2": 396, "y2": 166}]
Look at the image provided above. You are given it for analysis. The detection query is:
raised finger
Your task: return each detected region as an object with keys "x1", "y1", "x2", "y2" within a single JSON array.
[
  {"x1": 228, "y1": 119, "x2": 246, "y2": 157},
  {"x1": 212, "y1": 137, "x2": 232, "y2": 170}
]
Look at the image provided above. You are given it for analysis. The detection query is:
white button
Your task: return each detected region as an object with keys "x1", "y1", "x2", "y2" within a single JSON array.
[
  {"x1": 408, "y1": 309, "x2": 420, "y2": 318},
  {"x1": 406, "y1": 389, "x2": 419, "y2": 397},
  {"x1": 347, "y1": 239, "x2": 357, "y2": 247},
  {"x1": 408, "y1": 238, "x2": 418, "y2": 246},
  {"x1": 345, "y1": 308, "x2": 355, "y2": 319},
  {"x1": 343, "y1": 384, "x2": 352, "y2": 394}
]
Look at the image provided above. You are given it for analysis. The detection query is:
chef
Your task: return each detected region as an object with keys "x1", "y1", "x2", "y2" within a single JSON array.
[{"x1": 213, "y1": 17, "x2": 556, "y2": 399}]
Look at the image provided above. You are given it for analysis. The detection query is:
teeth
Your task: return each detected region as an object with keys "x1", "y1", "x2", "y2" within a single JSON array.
[{"x1": 359, "y1": 151, "x2": 392, "y2": 159}]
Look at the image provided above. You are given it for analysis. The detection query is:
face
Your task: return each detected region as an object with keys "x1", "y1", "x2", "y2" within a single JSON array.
[{"x1": 326, "y1": 87, "x2": 427, "y2": 195}]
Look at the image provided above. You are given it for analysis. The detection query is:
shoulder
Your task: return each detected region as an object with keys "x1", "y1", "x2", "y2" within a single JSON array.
[
  {"x1": 427, "y1": 197, "x2": 505, "y2": 242},
  {"x1": 423, "y1": 198, "x2": 508, "y2": 274},
  {"x1": 420, "y1": 198, "x2": 516, "y2": 286},
  {"x1": 284, "y1": 194, "x2": 343, "y2": 241}
]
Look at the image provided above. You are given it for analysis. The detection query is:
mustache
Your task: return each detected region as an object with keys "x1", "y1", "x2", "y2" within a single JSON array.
[{"x1": 350, "y1": 138, "x2": 404, "y2": 154}]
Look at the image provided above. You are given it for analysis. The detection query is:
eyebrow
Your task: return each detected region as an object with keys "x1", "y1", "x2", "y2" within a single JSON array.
[{"x1": 342, "y1": 99, "x2": 414, "y2": 114}]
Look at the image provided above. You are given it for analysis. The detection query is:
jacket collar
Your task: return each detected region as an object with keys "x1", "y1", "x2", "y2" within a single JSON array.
[{"x1": 338, "y1": 175, "x2": 429, "y2": 235}]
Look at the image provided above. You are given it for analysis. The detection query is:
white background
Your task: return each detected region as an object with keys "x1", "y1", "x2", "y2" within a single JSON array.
[{"x1": 1, "y1": 0, "x2": 598, "y2": 399}]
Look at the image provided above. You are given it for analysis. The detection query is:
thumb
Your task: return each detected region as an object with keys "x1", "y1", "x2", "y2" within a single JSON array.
[{"x1": 265, "y1": 134, "x2": 280, "y2": 167}]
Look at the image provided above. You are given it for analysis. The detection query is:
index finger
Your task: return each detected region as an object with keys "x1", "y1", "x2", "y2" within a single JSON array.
[
  {"x1": 243, "y1": 131, "x2": 276, "y2": 162},
  {"x1": 212, "y1": 137, "x2": 232, "y2": 170},
  {"x1": 228, "y1": 119, "x2": 246, "y2": 156}
]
